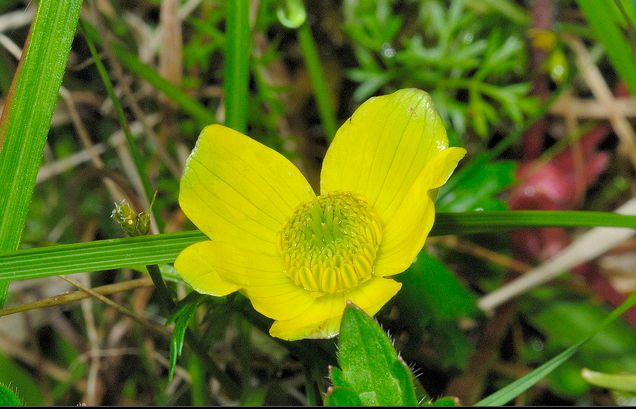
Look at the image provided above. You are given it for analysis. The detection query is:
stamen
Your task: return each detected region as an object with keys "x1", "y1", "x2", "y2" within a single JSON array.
[{"x1": 279, "y1": 192, "x2": 383, "y2": 294}]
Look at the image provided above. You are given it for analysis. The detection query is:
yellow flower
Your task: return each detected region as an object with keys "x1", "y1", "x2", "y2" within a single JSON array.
[{"x1": 174, "y1": 89, "x2": 466, "y2": 341}]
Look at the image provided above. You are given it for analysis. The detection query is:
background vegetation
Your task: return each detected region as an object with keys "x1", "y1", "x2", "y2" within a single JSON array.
[{"x1": 0, "y1": 0, "x2": 635, "y2": 405}]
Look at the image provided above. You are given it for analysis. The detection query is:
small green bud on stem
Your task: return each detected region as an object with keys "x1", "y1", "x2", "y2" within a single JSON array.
[{"x1": 111, "y1": 193, "x2": 157, "y2": 237}]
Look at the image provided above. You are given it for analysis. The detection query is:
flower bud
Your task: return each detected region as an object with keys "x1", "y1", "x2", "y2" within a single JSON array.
[{"x1": 111, "y1": 199, "x2": 150, "y2": 236}]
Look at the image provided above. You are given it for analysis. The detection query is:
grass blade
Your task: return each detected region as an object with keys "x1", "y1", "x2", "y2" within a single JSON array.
[
  {"x1": 1, "y1": 211, "x2": 635, "y2": 282},
  {"x1": 224, "y1": 0, "x2": 250, "y2": 132},
  {"x1": 475, "y1": 292, "x2": 636, "y2": 406},
  {"x1": 0, "y1": 231, "x2": 205, "y2": 282},
  {"x1": 577, "y1": 0, "x2": 636, "y2": 96},
  {"x1": 297, "y1": 23, "x2": 338, "y2": 141},
  {"x1": 432, "y1": 210, "x2": 636, "y2": 235},
  {"x1": 0, "y1": 0, "x2": 83, "y2": 305}
]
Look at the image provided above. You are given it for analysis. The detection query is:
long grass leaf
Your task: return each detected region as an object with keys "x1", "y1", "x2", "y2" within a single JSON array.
[
  {"x1": 578, "y1": 0, "x2": 636, "y2": 96},
  {"x1": 1, "y1": 211, "x2": 635, "y2": 282},
  {"x1": 0, "y1": 0, "x2": 83, "y2": 305},
  {"x1": 432, "y1": 210, "x2": 636, "y2": 235},
  {"x1": 0, "y1": 231, "x2": 205, "y2": 282}
]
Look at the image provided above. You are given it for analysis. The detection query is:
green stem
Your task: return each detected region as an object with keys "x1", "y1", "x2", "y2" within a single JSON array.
[
  {"x1": 225, "y1": 0, "x2": 250, "y2": 133},
  {"x1": 239, "y1": 317, "x2": 252, "y2": 396},
  {"x1": 297, "y1": 22, "x2": 338, "y2": 142},
  {"x1": 184, "y1": 330, "x2": 242, "y2": 398},
  {"x1": 187, "y1": 354, "x2": 209, "y2": 404},
  {"x1": 303, "y1": 363, "x2": 317, "y2": 406},
  {"x1": 231, "y1": 298, "x2": 336, "y2": 368},
  {"x1": 146, "y1": 264, "x2": 175, "y2": 309}
]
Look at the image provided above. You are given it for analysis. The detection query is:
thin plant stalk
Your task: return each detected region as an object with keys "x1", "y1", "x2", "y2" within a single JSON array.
[
  {"x1": 297, "y1": 22, "x2": 338, "y2": 141},
  {"x1": 224, "y1": 0, "x2": 250, "y2": 133}
]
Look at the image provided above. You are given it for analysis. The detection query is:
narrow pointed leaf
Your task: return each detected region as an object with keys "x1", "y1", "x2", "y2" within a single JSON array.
[
  {"x1": 578, "y1": 0, "x2": 636, "y2": 96},
  {"x1": 0, "y1": 0, "x2": 83, "y2": 305}
]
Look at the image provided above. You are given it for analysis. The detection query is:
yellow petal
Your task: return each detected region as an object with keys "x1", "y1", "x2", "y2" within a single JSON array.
[
  {"x1": 269, "y1": 277, "x2": 402, "y2": 341},
  {"x1": 321, "y1": 89, "x2": 449, "y2": 223},
  {"x1": 179, "y1": 124, "x2": 315, "y2": 254},
  {"x1": 245, "y1": 281, "x2": 316, "y2": 321},
  {"x1": 189, "y1": 240, "x2": 288, "y2": 286},
  {"x1": 176, "y1": 239, "x2": 313, "y2": 320},
  {"x1": 373, "y1": 147, "x2": 466, "y2": 277},
  {"x1": 174, "y1": 241, "x2": 240, "y2": 296}
]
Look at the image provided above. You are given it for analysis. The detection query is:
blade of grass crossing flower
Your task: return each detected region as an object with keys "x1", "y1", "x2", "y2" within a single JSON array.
[
  {"x1": 1, "y1": 211, "x2": 636, "y2": 281},
  {"x1": 224, "y1": 0, "x2": 250, "y2": 133},
  {"x1": 432, "y1": 210, "x2": 636, "y2": 235},
  {"x1": 0, "y1": 231, "x2": 207, "y2": 282},
  {"x1": 577, "y1": 0, "x2": 636, "y2": 97},
  {"x1": 475, "y1": 292, "x2": 636, "y2": 406},
  {"x1": 297, "y1": 22, "x2": 338, "y2": 141},
  {"x1": 0, "y1": 0, "x2": 83, "y2": 306}
]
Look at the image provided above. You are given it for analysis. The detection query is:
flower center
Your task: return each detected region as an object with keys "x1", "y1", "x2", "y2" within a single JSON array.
[{"x1": 279, "y1": 191, "x2": 383, "y2": 294}]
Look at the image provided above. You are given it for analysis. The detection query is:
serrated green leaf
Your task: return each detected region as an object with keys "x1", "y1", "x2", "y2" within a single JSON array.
[
  {"x1": 324, "y1": 387, "x2": 363, "y2": 406},
  {"x1": 421, "y1": 395, "x2": 460, "y2": 406},
  {"x1": 0, "y1": 384, "x2": 22, "y2": 406},
  {"x1": 329, "y1": 303, "x2": 419, "y2": 406},
  {"x1": 328, "y1": 366, "x2": 351, "y2": 389},
  {"x1": 0, "y1": 354, "x2": 43, "y2": 405}
]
